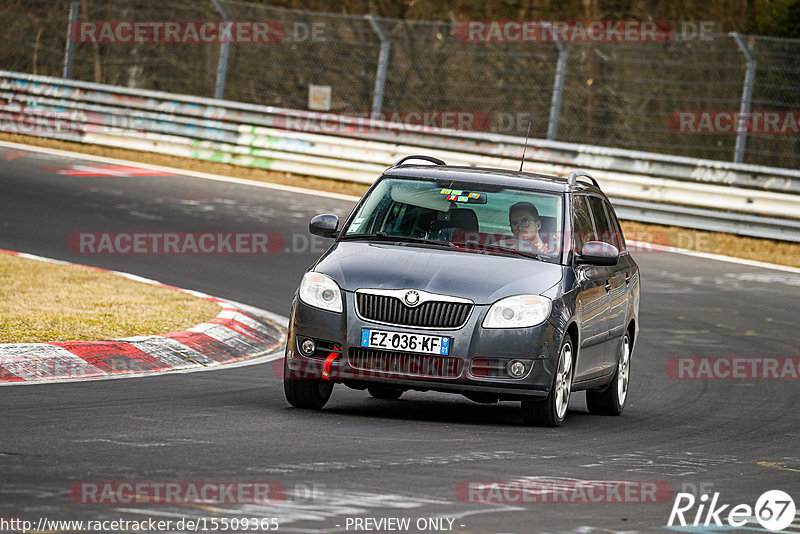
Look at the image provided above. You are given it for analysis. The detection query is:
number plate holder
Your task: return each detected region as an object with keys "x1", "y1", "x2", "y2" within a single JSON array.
[{"x1": 360, "y1": 329, "x2": 451, "y2": 355}]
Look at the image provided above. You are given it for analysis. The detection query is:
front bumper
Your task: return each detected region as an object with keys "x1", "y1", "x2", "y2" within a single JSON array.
[{"x1": 284, "y1": 292, "x2": 562, "y2": 399}]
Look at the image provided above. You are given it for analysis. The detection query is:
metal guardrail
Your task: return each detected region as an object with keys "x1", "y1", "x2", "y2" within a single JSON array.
[{"x1": 2, "y1": 70, "x2": 800, "y2": 242}]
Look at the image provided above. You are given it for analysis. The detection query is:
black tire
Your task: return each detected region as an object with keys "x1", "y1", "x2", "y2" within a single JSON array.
[
  {"x1": 521, "y1": 335, "x2": 574, "y2": 427},
  {"x1": 587, "y1": 331, "x2": 631, "y2": 416},
  {"x1": 283, "y1": 360, "x2": 334, "y2": 409},
  {"x1": 367, "y1": 385, "x2": 404, "y2": 400}
]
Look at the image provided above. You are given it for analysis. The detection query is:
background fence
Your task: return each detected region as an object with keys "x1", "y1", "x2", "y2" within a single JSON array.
[
  {"x1": 2, "y1": 0, "x2": 799, "y2": 169},
  {"x1": 3, "y1": 69, "x2": 800, "y2": 242}
]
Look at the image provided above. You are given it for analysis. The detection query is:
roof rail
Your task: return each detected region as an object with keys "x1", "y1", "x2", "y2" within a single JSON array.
[
  {"x1": 392, "y1": 155, "x2": 446, "y2": 167},
  {"x1": 567, "y1": 170, "x2": 599, "y2": 187}
]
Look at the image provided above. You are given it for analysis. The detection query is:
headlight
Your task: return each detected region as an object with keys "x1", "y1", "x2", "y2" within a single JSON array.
[
  {"x1": 298, "y1": 272, "x2": 343, "y2": 313},
  {"x1": 482, "y1": 295, "x2": 552, "y2": 328}
]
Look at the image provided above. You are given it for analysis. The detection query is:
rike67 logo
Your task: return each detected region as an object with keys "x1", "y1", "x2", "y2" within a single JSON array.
[{"x1": 668, "y1": 490, "x2": 796, "y2": 531}]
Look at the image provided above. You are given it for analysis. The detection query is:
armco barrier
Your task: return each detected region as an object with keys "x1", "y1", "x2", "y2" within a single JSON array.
[{"x1": 2, "y1": 69, "x2": 800, "y2": 241}]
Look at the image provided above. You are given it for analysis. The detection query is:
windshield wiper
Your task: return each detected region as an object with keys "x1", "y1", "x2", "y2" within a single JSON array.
[
  {"x1": 340, "y1": 231, "x2": 393, "y2": 241},
  {"x1": 477, "y1": 241, "x2": 544, "y2": 260},
  {"x1": 341, "y1": 232, "x2": 453, "y2": 248}
]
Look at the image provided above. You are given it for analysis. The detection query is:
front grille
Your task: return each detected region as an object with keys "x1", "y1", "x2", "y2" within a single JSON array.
[
  {"x1": 356, "y1": 293, "x2": 472, "y2": 328},
  {"x1": 349, "y1": 348, "x2": 462, "y2": 378}
]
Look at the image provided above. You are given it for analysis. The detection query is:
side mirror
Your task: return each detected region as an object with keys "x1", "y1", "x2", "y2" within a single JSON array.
[
  {"x1": 578, "y1": 241, "x2": 619, "y2": 266},
  {"x1": 309, "y1": 214, "x2": 339, "y2": 239}
]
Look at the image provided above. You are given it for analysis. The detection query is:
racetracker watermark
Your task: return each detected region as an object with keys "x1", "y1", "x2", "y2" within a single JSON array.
[
  {"x1": 68, "y1": 21, "x2": 289, "y2": 43},
  {"x1": 457, "y1": 20, "x2": 673, "y2": 43},
  {"x1": 0, "y1": 107, "x2": 203, "y2": 135},
  {"x1": 0, "y1": 356, "x2": 136, "y2": 379},
  {"x1": 667, "y1": 357, "x2": 800, "y2": 380},
  {"x1": 458, "y1": 479, "x2": 674, "y2": 504},
  {"x1": 420, "y1": 230, "x2": 716, "y2": 255},
  {"x1": 0, "y1": 109, "x2": 98, "y2": 135},
  {"x1": 623, "y1": 230, "x2": 718, "y2": 253},
  {"x1": 68, "y1": 232, "x2": 285, "y2": 255},
  {"x1": 272, "y1": 110, "x2": 491, "y2": 134},
  {"x1": 281, "y1": 354, "x2": 461, "y2": 381},
  {"x1": 0, "y1": 107, "x2": 492, "y2": 136},
  {"x1": 69, "y1": 482, "x2": 286, "y2": 505},
  {"x1": 668, "y1": 111, "x2": 800, "y2": 134},
  {"x1": 456, "y1": 20, "x2": 716, "y2": 43}
]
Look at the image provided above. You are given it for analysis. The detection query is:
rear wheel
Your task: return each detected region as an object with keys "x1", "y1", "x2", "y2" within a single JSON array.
[
  {"x1": 587, "y1": 331, "x2": 631, "y2": 416},
  {"x1": 521, "y1": 336, "x2": 574, "y2": 427},
  {"x1": 367, "y1": 385, "x2": 404, "y2": 400},
  {"x1": 284, "y1": 360, "x2": 333, "y2": 409}
]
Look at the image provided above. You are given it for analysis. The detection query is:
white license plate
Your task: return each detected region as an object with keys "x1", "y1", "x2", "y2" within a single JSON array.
[{"x1": 360, "y1": 329, "x2": 451, "y2": 355}]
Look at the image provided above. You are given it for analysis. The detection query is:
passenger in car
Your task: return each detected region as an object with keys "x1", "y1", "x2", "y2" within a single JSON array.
[{"x1": 501, "y1": 201, "x2": 550, "y2": 253}]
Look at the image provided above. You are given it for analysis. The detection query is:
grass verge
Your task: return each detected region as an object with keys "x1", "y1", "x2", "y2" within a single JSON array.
[
  {"x1": 1, "y1": 132, "x2": 799, "y2": 269},
  {"x1": 0, "y1": 253, "x2": 220, "y2": 343}
]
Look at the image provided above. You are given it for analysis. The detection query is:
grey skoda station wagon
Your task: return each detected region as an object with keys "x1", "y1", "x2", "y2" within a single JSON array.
[{"x1": 284, "y1": 156, "x2": 640, "y2": 426}]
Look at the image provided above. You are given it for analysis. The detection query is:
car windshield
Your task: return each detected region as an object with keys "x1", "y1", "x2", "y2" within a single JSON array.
[{"x1": 342, "y1": 177, "x2": 564, "y2": 262}]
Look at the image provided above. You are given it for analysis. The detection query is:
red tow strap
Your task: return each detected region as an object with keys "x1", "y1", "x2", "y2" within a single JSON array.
[{"x1": 322, "y1": 352, "x2": 339, "y2": 380}]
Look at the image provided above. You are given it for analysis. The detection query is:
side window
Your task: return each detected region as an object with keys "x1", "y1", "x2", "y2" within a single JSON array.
[
  {"x1": 586, "y1": 196, "x2": 616, "y2": 248},
  {"x1": 572, "y1": 195, "x2": 596, "y2": 252},
  {"x1": 603, "y1": 201, "x2": 626, "y2": 251}
]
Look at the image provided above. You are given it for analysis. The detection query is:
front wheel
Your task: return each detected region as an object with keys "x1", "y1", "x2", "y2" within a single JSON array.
[
  {"x1": 586, "y1": 331, "x2": 631, "y2": 416},
  {"x1": 284, "y1": 360, "x2": 333, "y2": 409},
  {"x1": 521, "y1": 335, "x2": 574, "y2": 427}
]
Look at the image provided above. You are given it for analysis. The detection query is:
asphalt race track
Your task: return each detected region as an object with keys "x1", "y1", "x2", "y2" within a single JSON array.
[{"x1": 1, "y1": 145, "x2": 799, "y2": 534}]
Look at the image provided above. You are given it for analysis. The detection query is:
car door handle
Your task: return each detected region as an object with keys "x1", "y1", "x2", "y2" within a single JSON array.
[
  {"x1": 605, "y1": 280, "x2": 611, "y2": 292},
  {"x1": 624, "y1": 272, "x2": 631, "y2": 284}
]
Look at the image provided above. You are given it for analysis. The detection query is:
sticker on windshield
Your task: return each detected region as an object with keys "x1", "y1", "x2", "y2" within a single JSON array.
[{"x1": 442, "y1": 190, "x2": 487, "y2": 204}]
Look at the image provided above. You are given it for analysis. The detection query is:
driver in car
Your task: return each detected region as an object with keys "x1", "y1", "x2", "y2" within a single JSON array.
[{"x1": 498, "y1": 201, "x2": 550, "y2": 253}]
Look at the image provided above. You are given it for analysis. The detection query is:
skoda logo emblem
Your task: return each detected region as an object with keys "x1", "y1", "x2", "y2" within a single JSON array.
[{"x1": 404, "y1": 290, "x2": 420, "y2": 306}]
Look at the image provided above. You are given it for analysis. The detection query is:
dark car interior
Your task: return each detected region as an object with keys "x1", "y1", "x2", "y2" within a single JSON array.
[{"x1": 380, "y1": 201, "x2": 561, "y2": 253}]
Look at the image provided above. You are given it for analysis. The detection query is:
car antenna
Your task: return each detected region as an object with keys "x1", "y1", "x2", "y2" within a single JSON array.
[{"x1": 519, "y1": 120, "x2": 532, "y2": 172}]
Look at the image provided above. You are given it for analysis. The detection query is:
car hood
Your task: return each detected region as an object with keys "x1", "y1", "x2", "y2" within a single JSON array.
[{"x1": 314, "y1": 241, "x2": 563, "y2": 305}]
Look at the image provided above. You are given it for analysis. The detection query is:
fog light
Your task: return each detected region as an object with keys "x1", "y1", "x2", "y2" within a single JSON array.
[
  {"x1": 299, "y1": 338, "x2": 316, "y2": 356},
  {"x1": 507, "y1": 360, "x2": 527, "y2": 378}
]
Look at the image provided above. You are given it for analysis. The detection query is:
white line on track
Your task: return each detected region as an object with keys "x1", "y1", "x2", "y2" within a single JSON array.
[{"x1": 0, "y1": 139, "x2": 361, "y2": 201}]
